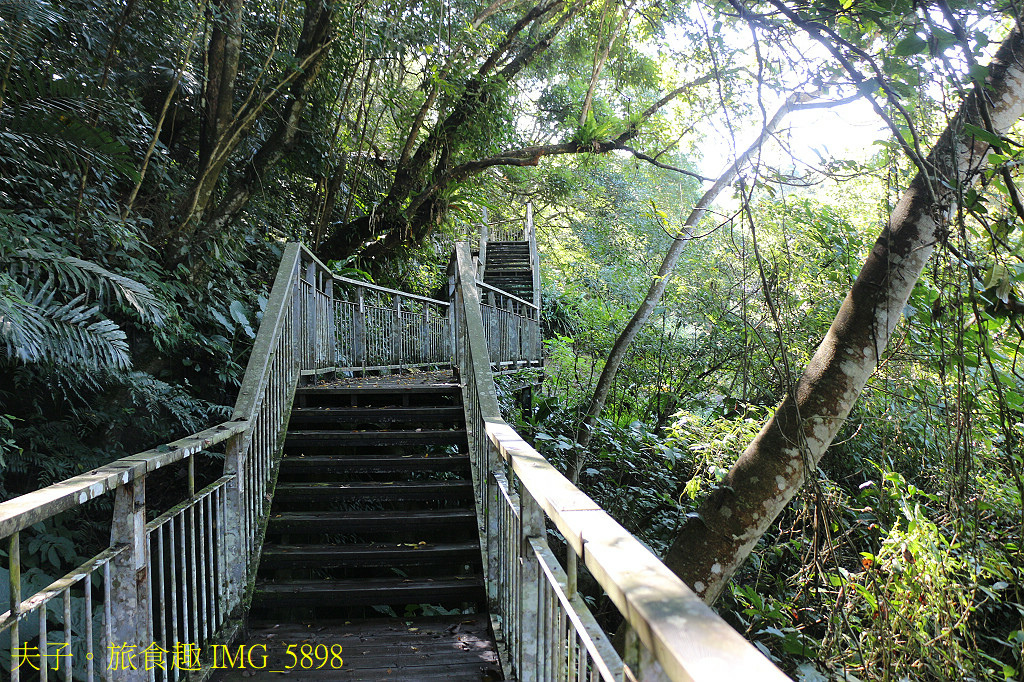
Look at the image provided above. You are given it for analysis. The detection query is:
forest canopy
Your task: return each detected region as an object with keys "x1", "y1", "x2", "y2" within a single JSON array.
[{"x1": 1, "y1": 0, "x2": 1023, "y2": 678}]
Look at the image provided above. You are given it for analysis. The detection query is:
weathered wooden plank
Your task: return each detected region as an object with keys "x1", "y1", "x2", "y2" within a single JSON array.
[
  {"x1": 273, "y1": 481, "x2": 473, "y2": 500},
  {"x1": 259, "y1": 542, "x2": 480, "y2": 568},
  {"x1": 334, "y1": 275, "x2": 450, "y2": 308},
  {"x1": 267, "y1": 509, "x2": 476, "y2": 533},
  {"x1": 0, "y1": 421, "x2": 246, "y2": 538}
]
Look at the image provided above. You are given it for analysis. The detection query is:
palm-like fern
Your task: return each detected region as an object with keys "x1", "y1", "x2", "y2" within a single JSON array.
[
  {"x1": 0, "y1": 277, "x2": 131, "y2": 370},
  {"x1": 0, "y1": 70, "x2": 139, "y2": 179},
  {"x1": 0, "y1": 214, "x2": 165, "y2": 372}
]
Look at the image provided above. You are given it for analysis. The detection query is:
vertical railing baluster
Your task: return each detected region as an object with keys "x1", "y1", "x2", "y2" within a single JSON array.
[{"x1": 9, "y1": 531, "x2": 20, "y2": 682}]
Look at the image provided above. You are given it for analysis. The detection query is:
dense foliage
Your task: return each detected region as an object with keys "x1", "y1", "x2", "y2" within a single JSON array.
[{"x1": 2, "y1": 0, "x2": 1024, "y2": 678}]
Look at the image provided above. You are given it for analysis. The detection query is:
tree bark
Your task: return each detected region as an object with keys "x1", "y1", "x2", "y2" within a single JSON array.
[
  {"x1": 194, "y1": 0, "x2": 335, "y2": 242},
  {"x1": 662, "y1": 24, "x2": 1024, "y2": 605},
  {"x1": 162, "y1": 0, "x2": 334, "y2": 264}
]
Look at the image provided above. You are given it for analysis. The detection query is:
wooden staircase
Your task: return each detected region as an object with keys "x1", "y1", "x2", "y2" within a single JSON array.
[
  {"x1": 482, "y1": 241, "x2": 534, "y2": 302},
  {"x1": 217, "y1": 375, "x2": 503, "y2": 680}
]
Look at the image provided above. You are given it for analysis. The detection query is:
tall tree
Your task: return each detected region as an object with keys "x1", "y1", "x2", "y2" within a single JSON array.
[{"x1": 662, "y1": 21, "x2": 1024, "y2": 605}]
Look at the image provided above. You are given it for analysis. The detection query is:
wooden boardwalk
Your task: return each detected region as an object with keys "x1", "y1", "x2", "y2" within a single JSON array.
[
  {"x1": 213, "y1": 615, "x2": 503, "y2": 680},
  {"x1": 212, "y1": 372, "x2": 506, "y2": 681}
]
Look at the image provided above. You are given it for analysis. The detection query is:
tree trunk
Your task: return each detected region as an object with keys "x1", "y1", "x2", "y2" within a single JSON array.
[
  {"x1": 194, "y1": 0, "x2": 335, "y2": 243},
  {"x1": 162, "y1": 0, "x2": 334, "y2": 264},
  {"x1": 662, "y1": 24, "x2": 1024, "y2": 605},
  {"x1": 572, "y1": 92, "x2": 811, "y2": 476}
]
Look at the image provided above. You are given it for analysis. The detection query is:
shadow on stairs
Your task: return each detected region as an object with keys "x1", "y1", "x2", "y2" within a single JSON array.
[{"x1": 212, "y1": 371, "x2": 507, "y2": 681}]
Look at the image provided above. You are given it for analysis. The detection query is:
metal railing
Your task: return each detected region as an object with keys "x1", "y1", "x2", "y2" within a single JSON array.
[
  {"x1": 333, "y1": 277, "x2": 450, "y2": 373},
  {"x1": 1, "y1": 237, "x2": 784, "y2": 682},
  {"x1": 0, "y1": 243, "x2": 332, "y2": 682},
  {"x1": 452, "y1": 243, "x2": 789, "y2": 682},
  {"x1": 476, "y1": 280, "x2": 541, "y2": 373}
]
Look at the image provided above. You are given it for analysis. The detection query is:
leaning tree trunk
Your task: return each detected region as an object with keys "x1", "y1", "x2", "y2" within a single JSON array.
[
  {"x1": 573, "y1": 92, "x2": 811, "y2": 473},
  {"x1": 663, "y1": 24, "x2": 1024, "y2": 605}
]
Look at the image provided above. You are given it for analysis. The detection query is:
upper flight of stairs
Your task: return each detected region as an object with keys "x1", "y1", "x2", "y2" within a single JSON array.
[
  {"x1": 482, "y1": 241, "x2": 534, "y2": 302},
  {"x1": 217, "y1": 376, "x2": 503, "y2": 680}
]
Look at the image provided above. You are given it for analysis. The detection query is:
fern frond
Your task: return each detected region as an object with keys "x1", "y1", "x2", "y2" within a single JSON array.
[
  {"x1": 0, "y1": 279, "x2": 132, "y2": 371},
  {"x1": 0, "y1": 0, "x2": 61, "y2": 57},
  {"x1": 0, "y1": 70, "x2": 138, "y2": 179},
  {"x1": 8, "y1": 249, "x2": 165, "y2": 325}
]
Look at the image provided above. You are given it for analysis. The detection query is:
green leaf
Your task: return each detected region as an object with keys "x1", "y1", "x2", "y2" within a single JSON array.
[
  {"x1": 229, "y1": 300, "x2": 255, "y2": 339},
  {"x1": 893, "y1": 34, "x2": 927, "y2": 56},
  {"x1": 968, "y1": 63, "x2": 989, "y2": 84},
  {"x1": 963, "y1": 123, "x2": 1005, "y2": 148}
]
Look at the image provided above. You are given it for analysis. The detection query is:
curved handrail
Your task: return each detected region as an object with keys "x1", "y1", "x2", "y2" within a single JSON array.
[{"x1": 453, "y1": 242, "x2": 788, "y2": 681}]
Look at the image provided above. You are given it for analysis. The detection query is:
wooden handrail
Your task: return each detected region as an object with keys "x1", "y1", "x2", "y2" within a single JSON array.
[
  {"x1": 334, "y1": 274, "x2": 450, "y2": 307},
  {"x1": 475, "y1": 279, "x2": 539, "y2": 311},
  {"x1": 454, "y1": 242, "x2": 788, "y2": 681},
  {"x1": 0, "y1": 421, "x2": 247, "y2": 537}
]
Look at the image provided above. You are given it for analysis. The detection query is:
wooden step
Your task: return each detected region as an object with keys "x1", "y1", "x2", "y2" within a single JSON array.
[
  {"x1": 289, "y1": 406, "x2": 464, "y2": 425},
  {"x1": 278, "y1": 454, "x2": 470, "y2": 474},
  {"x1": 486, "y1": 242, "x2": 529, "y2": 250},
  {"x1": 262, "y1": 507, "x2": 473, "y2": 532},
  {"x1": 273, "y1": 480, "x2": 474, "y2": 501},
  {"x1": 285, "y1": 429, "x2": 468, "y2": 447},
  {"x1": 296, "y1": 385, "x2": 459, "y2": 397},
  {"x1": 267, "y1": 509, "x2": 476, "y2": 533},
  {"x1": 254, "y1": 576, "x2": 486, "y2": 607},
  {"x1": 215, "y1": 616, "x2": 503, "y2": 682},
  {"x1": 259, "y1": 542, "x2": 480, "y2": 569}
]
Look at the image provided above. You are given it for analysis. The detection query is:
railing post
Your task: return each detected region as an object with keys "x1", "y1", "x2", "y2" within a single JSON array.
[
  {"x1": 356, "y1": 287, "x2": 367, "y2": 370},
  {"x1": 449, "y1": 263, "x2": 459, "y2": 374},
  {"x1": 478, "y1": 207, "x2": 489, "y2": 280},
  {"x1": 222, "y1": 432, "x2": 247, "y2": 614},
  {"x1": 526, "y1": 201, "x2": 541, "y2": 362},
  {"x1": 305, "y1": 261, "x2": 317, "y2": 370},
  {"x1": 9, "y1": 531, "x2": 20, "y2": 682},
  {"x1": 392, "y1": 297, "x2": 402, "y2": 369},
  {"x1": 324, "y1": 269, "x2": 336, "y2": 370},
  {"x1": 420, "y1": 305, "x2": 430, "y2": 364},
  {"x1": 623, "y1": 627, "x2": 672, "y2": 682},
  {"x1": 109, "y1": 471, "x2": 149, "y2": 682},
  {"x1": 507, "y1": 298, "x2": 517, "y2": 364},
  {"x1": 519, "y1": 491, "x2": 544, "y2": 682}
]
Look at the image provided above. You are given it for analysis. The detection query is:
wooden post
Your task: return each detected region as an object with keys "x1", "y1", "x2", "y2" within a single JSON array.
[
  {"x1": 449, "y1": 267, "x2": 459, "y2": 378},
  {"x1": 326, "y1": 270, "x2": 336, "y2": 371},
  {"x1": 355, "y1": 288, "x2": 366, "y2": 370},
  {"x1": 109, "y1": 473, "x2": 149, "y2": 682},
  {"x1": 526, "y1": 202, "x2": 541, "y2": 363},
  {"x1": 305, "y1": 262, "x2": 317, "y2": 371},
  {"x1": 518, "y1": 491, "x2": 544, "y2": 682},
  {"x1": 392, "y1": 296, "x2": 402, "y2": 370},
  {"x1": 478, "y1": 207, "x2": 489, "y2": 280},
  {"x1": 9, "y1": 531, "x2": 20, "y2": 682},
  {"x1": 623, "y1": 627, "x2": 672, "y2": 682},
  {"x1": 420, "y1": 306, "x2": 430, "y2": 364},
  {"x1": 222, "y1": 433, "x2": 246, "y2": 614}
]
